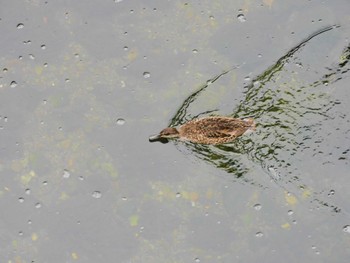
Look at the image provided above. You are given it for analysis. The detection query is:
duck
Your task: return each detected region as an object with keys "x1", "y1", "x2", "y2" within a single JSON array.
[{"x1": 149, "y1": 116, "x2": 255, "y2": 145}]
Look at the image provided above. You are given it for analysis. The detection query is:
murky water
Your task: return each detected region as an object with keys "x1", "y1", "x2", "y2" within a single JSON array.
[{"x1": 1, "y1": 0, "x2": 350, "y2": 262}]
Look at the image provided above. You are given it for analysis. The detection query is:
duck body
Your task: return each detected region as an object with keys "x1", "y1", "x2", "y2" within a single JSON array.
[{"x1": 150, "y1": 116, "x2": 255, "y2": 145}]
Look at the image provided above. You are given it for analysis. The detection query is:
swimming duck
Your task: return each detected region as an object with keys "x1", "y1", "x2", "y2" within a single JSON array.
[{"x1": 149, "y1": 116, "x2": 255, "y2": 145}]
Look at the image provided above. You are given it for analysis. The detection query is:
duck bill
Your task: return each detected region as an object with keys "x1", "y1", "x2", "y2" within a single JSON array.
[
  {"x1": 149, "y1": 134, "x2": 169, "y2": 144},
  {"x1": 149, "y1": 134, "x2": 161, "y2": 142}
]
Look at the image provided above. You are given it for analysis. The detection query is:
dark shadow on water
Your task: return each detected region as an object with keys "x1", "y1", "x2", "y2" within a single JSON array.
[{"x1": 155, "y1": 25, "x2": 350, "y2": 214}]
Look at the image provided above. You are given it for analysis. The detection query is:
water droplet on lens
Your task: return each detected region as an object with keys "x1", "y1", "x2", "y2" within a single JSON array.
[
  {"x1": 116, "y1": 118, "x2": 126, "y2": 125},
  {"x1": 254, "y1": 204, "x2": 262, "y2": 211},
  {"x1": 35, "y1": 202, "x2": 42, "y2": 208},
  {"x1": 19, "y1": 231, "x2": 23, "y2": 236},
  {"x1": 192, "y1": 49, "x2": 198, "y2": 54},
  {"x1": 41, "y1": 44, "x2": 46, "y2": 50},
  {"x1": 3, "y1": 68, "x2": 8, "y2": 73},
  {"x1": 194, "y1": 258, "x2": 200, "y2": 262},
  {"x1": 18, "y1": 197, "x2": 24, "y2": 203},
  {"x1": 343, "y1": 225, "x2": 350, "y2": 233},
  {"x1": 17, "y1": 23, "x2": 24, "y2": 29},
  {"x1": 29, "y1": 54, "x2": 35, "y2": 60},
  {"x1": 255, "y1": 232, "x2": 263, "y2": 237},
  {"x1": 42, "y1": 181, "x2": 48, "y2": 186},
  {"x1": 62, "y1": 169, "x2": 70, "y2": 178},
  {"x1": 287, "y1": 210, "x2": 294, "y2": 215},
  {"x1": 176, "y1": 193, "x2": 181, "y2": 198},
  {"x1": 237, "y1": 14, "x2": 246, "y2": 22},
  {"x1": 123, "y1": 46, "x2": 128, "y2": 51},
  {"x1": 10, "y1": 81, "x2": 17, "y2": 88},
  {"x1": 122, "y1": 196, "x2": 127, "y2": 201},
  {"x1": 25, "y1": 188, "x2": 31, "y2": 195},
  {"x1": 143, "y1": 72, "x2": 151, "y2": 78},
  {"x1": 92, "y1": 191, "x2": 102, "y2": 199}
]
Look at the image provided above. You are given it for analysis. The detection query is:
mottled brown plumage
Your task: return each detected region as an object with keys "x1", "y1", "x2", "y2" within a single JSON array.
[{"x1": 149, "y1": 116, "x2": 255, "y2": 145}]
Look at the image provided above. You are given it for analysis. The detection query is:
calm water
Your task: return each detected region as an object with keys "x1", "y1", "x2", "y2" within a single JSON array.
[{"x1": 0, "y1": 0, "x2": 350, "y2": 262}]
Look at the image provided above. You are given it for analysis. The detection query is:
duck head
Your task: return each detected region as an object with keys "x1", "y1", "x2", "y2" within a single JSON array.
[{"x1": 149, "y1": 127, "x2": 179, "y2": 142}]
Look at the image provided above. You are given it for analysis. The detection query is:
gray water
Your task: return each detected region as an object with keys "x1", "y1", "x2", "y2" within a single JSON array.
[{"x1": 0, "y1": 0, "x2": 350, "y2": 262}]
